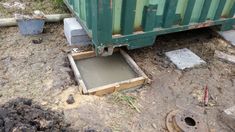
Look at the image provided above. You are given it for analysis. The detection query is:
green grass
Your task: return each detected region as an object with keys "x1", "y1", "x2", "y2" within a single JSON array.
[{"x1": 54, "y1": 0, "x2": 64, "y2": 5}]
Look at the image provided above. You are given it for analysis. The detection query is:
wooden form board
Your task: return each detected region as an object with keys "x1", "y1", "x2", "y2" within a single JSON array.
[{"x1": 68, "y1": 49, "x2": 150, "y2": 96}]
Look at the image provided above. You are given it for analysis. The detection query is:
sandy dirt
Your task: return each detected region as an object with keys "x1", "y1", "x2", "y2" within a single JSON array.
[
  {"x1": 0, "y1": 1, "x2": 235, "y2": 131},
  {"x1": 1, "y1": 24, "x2": 235, "y2": 131},
  {"x1": 0, "y1": 0, "x2": 68, "y2": 18}
]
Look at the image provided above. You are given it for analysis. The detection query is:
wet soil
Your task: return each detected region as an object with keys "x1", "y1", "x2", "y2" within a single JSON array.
[{"x1": 0, "y1": 98, "x2": 72, "y2": 132}]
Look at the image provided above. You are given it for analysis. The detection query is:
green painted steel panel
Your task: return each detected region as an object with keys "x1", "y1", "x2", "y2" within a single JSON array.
[
  {"x1": 113, "y1": 0, "x2": 123, "y2": 34},
  {"x1": 190, "y1": 0, "x2": 204, "y2": 22},
  {"x1": 207, "y1": 0, "x2": 220, "y2": 20},
  {"x1": 134, "y1": 0, "x2": 149, "y2": 30},
  {"x1": 64, "y1": 0, "x2": 235, "y2": 55},
  {"x1": 222, "y1": 0, "x2": 235, "y2": 17}
]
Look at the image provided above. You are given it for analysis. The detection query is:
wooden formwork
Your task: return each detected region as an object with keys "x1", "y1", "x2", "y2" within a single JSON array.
[{"x1": 68, "y1": 49, "x2": 150, "y2": 96}]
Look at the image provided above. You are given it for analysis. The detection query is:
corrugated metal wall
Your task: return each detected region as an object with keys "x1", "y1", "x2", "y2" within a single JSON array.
[{"x1": 67, "y1": 0, "x2": 235, "y2": 34}]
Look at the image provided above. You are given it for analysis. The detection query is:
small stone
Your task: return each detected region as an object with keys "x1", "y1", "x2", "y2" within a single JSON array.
[
  {"x1": 66, "y1": 94, "x2": 75, "y2": 104},
  {"x1": 0, "y1": 119, "x2": 4, "y2": 127},
  {"x1": 103, "y1": 127, "x2": 112, "y2": 132},
  {"x1": 23, "y1": 99, "x2": 32, "y2": 106},
  {"x1": 41, "y1": 101, "x2": 48, "y2": 106},
  {"x1": 0, "y1": 94, "x2": 2, "y2": 98},
  {"x1": 152, "y1": 123, "x2": 157, "y2": 129},
  {"x1": 84, "y1": 127, "x2": 97, "y2": 132},
  {"x1": 32, "y1": 38, "x2": 43, "y2": 44},
  {"x1": 54, "y1": 99, "x2": 60, "y2": 105}
]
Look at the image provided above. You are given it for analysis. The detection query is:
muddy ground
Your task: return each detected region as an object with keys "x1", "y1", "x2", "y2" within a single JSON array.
[{"x1": 1, "y1": 1, "x2": 235, "y2": 132}]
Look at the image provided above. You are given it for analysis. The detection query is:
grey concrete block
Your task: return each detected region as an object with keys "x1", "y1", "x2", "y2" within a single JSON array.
[
  {"x1": 165, "y1": 48, "x2": 206, "y2": 70},
  {"x1": 64, "y1": 18, "x2": 86, "y2": 36},
  {"x1": 65, "y1": 34, "x2": 91, "y2": 46},
  {"x1": 218, "y1": 30, "x2": 235, "y2": 46},
  {"x1": 221, "y1": 106, "x2": 235, "y2": 130},
  {"x1": 64, "y1": 17, "x2": 91, "y2": 46},
  {"x1": 70, "y1": 35, "x2": 90, "y2": 43}
]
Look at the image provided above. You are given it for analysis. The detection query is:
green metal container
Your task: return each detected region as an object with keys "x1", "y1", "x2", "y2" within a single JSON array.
[{"x1": 64, "y1": 0, "x2": 235, "y2": 55}]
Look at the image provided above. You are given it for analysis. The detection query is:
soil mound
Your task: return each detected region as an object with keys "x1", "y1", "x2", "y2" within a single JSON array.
[{"x1": 0, "y1": 98, "x2": 71, "y2": 132}]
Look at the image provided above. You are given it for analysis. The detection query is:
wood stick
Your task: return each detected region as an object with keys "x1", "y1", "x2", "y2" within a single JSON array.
[
  {"x1": 68, "y1": 54, "x2": 88, "y2": 94},
  {"x1": 214, "y1": 50, "x2": 235, "y2": 64},
  {"x1": 88, "y1": 77, "x2": 146, "y2": 96},
  {"x1": 120, "y1": 49, "x2": 150, "y2": 83}
]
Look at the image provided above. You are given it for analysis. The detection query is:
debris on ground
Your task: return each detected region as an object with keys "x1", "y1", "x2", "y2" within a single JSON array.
[
  {"x1": 16, "y1": 11, "x2": 46, "y2": 35},
  {"x1": 166, "y1": 109, "x2": 208, "y2": 132},
  {"x1": 214, "y1": 50, "x2": 235, "y2": 64},
  {"x1": 112, "y1": 93, "x2": 141, "y2": 113},
  {"x1": 221, "y1": 106, "x2": 235, "y2": 131},
  {"x1": 32, "y1": 37, "x2": 43, "y2": 44},
  {"x1": 2, "y1": 2, "x2": 25, "y2": 10},
  {"x1": 66, "y1": 94, "x2": 75, "y2": 104},
  {"x1": 204, "y1": 86, "x2": 209, "y2": 106},
  {"x1": 0, "y1": 98, "x2": 72, "y2": 132},
  {"x1": 165, "y1": 48, "x2": 206, "y2": 70}
]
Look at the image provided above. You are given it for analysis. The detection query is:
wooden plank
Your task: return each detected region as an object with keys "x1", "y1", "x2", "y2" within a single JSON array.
[
  {"x1": 198, "y1": 0, "x2": 212, "y2": 22},
  {"x1": 68, "y1": 54, "x2": 88, "y2": 94},
  {"x1": 72, "y1": 51, "x2": 96, "y2": 60},
  {"x1": 213, "y1": 0, "x2": 226, "y2": 20},
  {"x1": 120, "y1": 49, "x2": 150, "y2": 83},
  {"x1": 88, "y1": 77, "x2": 146, "y2": 96},
  {"x1": 70, "y1": 50, "x2": 149, "y2": 96},
  {"x1": 181, "y1": 0, "x2": 196, "y2": 25},
  {"x1": 214, "y1": 50, "x2": 235, "y2": 64},
  {"x1": 121, "y1": 0, "x2": 137, "y2": 35}
]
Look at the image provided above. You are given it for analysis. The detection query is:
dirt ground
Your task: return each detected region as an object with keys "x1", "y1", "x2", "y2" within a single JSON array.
[
  {"x1": 0, "y1": 0, "x2": 68, "y2": 18},
  {"x1": 1, "y1": 1, "x2": 235, "y2": 132}
]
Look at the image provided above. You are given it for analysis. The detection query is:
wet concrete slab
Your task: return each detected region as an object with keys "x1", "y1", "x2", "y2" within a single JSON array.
[
  {"x1": 75, "y1": 53, "x2": 138, "y2": 90},
  {"x1": 218, "y1": 30, "x2": 235, "y2": 46},
  {"x1": 165, "y1": 48, "x2": 206, "y2": 70}
]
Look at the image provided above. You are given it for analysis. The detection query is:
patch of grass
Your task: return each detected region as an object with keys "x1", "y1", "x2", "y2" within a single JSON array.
[
  {"x1": 112, "y1": 93, "x2": 140, "y2": 113},
  {"x1": 54, "y1": 0, "x2": 64, "y2": 5}
]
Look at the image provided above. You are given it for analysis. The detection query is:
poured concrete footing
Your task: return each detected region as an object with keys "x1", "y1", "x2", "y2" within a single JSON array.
[
  {"x1": 68, "y1": 50, "x2": 149, "y2": 96},
  {"x1": 75, "y1": 53, "x2": 137, "y2": 90}
]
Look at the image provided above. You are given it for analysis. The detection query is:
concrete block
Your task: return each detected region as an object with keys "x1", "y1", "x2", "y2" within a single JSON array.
[
  {"x1": 218, "y1": 30, "x2": 235, "y2": 46},
  {"x1": 165, "y1": 48, "x2": 206, "y2": 70},
  {"x1": 221, "y1": 106, "x2": 235, "y2": 130},
  {"x1": 64, "y1": 18, "x2": 86, "y2": 36},
  {"x1": 64, "y1": 17, "x2": 91, "y2": 46},
  {"x1": 69, "y1": 36, "x2": 91, "y2": 45}
]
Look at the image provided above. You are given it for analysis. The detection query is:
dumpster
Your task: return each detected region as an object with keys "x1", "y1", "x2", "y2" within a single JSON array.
[{"x1": 64, "y1": 0, "x2": 235, "y2": 56}]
